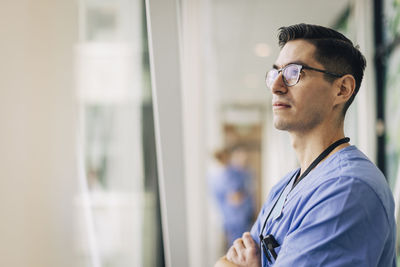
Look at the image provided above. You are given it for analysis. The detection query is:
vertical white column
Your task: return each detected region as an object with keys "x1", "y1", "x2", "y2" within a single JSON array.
[
  {"x1": 201, "y1": 0, "x2": 226, "y2": 264},
  {"x1": 354, "y1": 0, "x2": 377, "y2": 162},
  {"x1": 0, "y1": 1, "x2": 78, "y2": 267},
  {"x1": 145, "y1": 0, "x2": 189, "y2": 266},
  {"x1": 181, "y1": 0, "x2": 208, "y2": 266}
]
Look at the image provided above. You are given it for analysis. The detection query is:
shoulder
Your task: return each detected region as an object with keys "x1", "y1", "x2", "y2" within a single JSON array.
[
  {"x1": 287, "y1": 175, "x2": 395, "y2": 247},
  {"x1": 331, "y1": 146, "x2": 394, "y2": 220},
  {"x1": 279, "y1": 174, "x2": 396, "y2": 266},
  {"x1": 293, "y1": 146, "x2": 395, "y2": 224}
]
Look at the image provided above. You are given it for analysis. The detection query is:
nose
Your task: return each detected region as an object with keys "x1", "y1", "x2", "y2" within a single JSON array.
[{"x1": 270, "y1": 72, "x2": 288, "y2": 95}]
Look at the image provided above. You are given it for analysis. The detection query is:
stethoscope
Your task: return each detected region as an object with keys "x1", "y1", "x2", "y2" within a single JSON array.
[{"x1": 259, "y1": 137, "x2": 350, "y2": 263}]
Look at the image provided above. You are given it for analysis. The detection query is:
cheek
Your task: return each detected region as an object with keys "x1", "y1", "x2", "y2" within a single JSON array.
[{"x1": 294, "y1": 91, "x2": 332, "y2": 115}]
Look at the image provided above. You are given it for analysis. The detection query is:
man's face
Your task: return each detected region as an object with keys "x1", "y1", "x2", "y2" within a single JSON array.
[{"x1": 270, "y1": 39, "x2": 337, "y2": 133}]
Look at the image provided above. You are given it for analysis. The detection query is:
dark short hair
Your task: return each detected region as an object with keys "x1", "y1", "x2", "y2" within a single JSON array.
[{"x1": 277, "y1": 23, "x2": 366, "y2": 116}]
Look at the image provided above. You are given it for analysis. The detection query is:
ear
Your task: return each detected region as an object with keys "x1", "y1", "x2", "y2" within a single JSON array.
[{"x1": 333, "y1": 74, "x2": 356, "y2": 106}]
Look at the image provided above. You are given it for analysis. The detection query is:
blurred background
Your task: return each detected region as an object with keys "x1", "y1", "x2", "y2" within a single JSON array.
[{"x1": 1, "y1": 0, "x2": 400, "y2": 266}]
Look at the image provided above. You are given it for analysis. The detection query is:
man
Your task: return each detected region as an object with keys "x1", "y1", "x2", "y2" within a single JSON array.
[
  {"x1": 209, "y1": 145, "x2": 255, "y2": 248},
  {"x1": 215, "y1": 23, "x2": 397, "y2": 267}
]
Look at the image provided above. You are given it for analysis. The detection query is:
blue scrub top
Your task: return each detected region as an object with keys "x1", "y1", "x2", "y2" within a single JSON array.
[{"x1": 250, "y1": 146, "x2": 397, "y2": 267}]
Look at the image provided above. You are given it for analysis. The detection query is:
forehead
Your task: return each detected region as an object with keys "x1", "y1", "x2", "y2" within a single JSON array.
[{"x1": 275, "y1": 39, "x2": 320, "y2": 68}]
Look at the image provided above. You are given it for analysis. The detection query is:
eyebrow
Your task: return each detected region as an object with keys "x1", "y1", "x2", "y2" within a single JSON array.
[{"x1": 272, "y1": 60, "x2": 308, "y2": 69}]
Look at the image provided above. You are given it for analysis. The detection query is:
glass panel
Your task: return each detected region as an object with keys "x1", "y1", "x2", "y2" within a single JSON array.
[
  {"x1": 384, "y1": 0, "x2": 400, "y2": 264},
  {"x1": 385, "y1": 0, "x2": 400, "y2": 189},
  {"x1": 385, "y1": 46, "x2": 400, "y2": 189},
  {"x1": 388, "y1": 55, "x2": 400, "y2": 265},
  {"x1": 74, "y1": 0, "x2": 163, "y2": 266}
]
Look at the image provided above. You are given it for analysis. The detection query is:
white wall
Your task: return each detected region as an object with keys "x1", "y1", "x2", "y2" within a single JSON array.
[{"x1": 0, "y1": 1, "x2": 78, "y2": 266}]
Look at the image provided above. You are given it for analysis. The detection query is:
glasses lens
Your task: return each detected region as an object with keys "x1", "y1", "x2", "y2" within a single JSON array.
[
  {"x1": 266, "y1": 69, "x2": 278, "y2": 88},
  {"x1": 283, "y1": 64, "x2": 301, "y2": 86}
]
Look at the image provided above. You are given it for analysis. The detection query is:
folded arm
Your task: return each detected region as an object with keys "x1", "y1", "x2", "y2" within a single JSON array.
[
  {"x1": 214, "y1": 256, "x2": 239, "y2": 267},
  {"x1": 215, "y1": 232, "x2": 261, "y2": 267}
]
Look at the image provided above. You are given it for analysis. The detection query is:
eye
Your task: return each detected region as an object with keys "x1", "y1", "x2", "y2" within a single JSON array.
[
  {"x1": 283, "y1": 65, "x2": 301, "y2": 86},
  {"x1": 286, "y1": 65, "x2": 300, "y2": 77}
]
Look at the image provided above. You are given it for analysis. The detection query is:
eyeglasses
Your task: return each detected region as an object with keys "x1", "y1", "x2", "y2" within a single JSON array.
[{"x1": 265, "y1": 63, "x2": 342, "y2": 89}]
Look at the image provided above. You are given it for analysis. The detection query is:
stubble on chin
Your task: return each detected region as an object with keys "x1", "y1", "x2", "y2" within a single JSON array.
[
  {"x1": 273, "y1": 116, "x2": 290, "y2": 131},
  {"x1": 273, "y1": 112, "x2": 324, "y2": 132}
]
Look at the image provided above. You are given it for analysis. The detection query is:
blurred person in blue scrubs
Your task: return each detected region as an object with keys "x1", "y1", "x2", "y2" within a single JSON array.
[
  {"x1": 215, "y1": 23, "x2": 397, "y2": 267},
  {"x1": 209, "y1": 145, "x2": 255, "y2": 248}
]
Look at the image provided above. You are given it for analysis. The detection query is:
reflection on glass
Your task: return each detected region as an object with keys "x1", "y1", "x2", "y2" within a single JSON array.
[
  {"x1": 384, "y1": 0, "x2": 400, "y2": 264},
  {"x1": 385, "y1": 46, "x2": 400, "y2": 189},
  {"x1": 75, "y1": 0, "x2": 163, "y2": 266},
  {"x1": 385, "y1": 0, "x2": 400, "y2": 189}
]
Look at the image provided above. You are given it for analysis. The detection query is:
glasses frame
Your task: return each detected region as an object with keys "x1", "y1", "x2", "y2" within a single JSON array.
[{"x1": 265, "y1": 63, "x2": 343, "y2": 89}]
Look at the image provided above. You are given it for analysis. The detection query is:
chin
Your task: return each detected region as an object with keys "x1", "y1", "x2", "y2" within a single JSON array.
[{"x1": 273, "y1": 119, "x2": 290, "y2": 131}]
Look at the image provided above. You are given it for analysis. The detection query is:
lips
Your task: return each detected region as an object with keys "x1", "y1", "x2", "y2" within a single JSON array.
[{"x1": 272, "y1": 101, "x2": 291, "y2": 108}]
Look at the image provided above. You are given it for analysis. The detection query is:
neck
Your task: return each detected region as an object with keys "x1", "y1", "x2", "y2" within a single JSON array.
[{"x1": 290, "y1": 123, "x2": 349, "y2": 176}]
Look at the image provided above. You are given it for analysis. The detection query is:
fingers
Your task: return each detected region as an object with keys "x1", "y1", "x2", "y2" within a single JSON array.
[
  {"x1": 227, "y1": 238, "x2": 245, "y2": 263},
  {"x1": 234, "y1": 238, "x2": 246, "y2": 261},
  {"x1": 234, "y1": 238, "x2": 245, "y2": 251},
  {"x1": 226, "y1": 244, "x2": 237, "y2": 262},
  {"x1": 242, "y1": 232, "x2": 255, "y2": 249},
  {"x1": 226, "y1": 232, "x2": 258, "y2": 265},
  {"x1": 225, "y1": 233, "x2": 261, "y2": 266}
]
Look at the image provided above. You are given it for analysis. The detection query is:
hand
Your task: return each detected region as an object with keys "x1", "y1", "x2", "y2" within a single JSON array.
[{"x1": 226, "y1": 232, "x2": 260, "y2": 267}]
